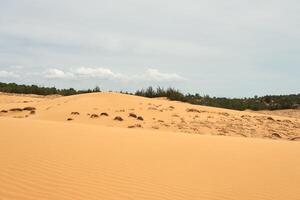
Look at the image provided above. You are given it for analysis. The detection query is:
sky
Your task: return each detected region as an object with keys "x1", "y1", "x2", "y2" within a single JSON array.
[{"x1": 0, "y1": 0, "x2": 299, "y2": 97}]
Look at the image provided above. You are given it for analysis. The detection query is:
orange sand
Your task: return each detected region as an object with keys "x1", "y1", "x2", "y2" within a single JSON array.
[{"x1": 0, "y1": 92, "x2": 299, "y2": 199}]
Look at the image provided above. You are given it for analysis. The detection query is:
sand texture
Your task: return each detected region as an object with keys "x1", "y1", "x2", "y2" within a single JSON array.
[
  {"x1": 0, "y1": 92, "x2": 300, "y2": 200},
  {"x1": 1, "y1": 92, "x2": 299, "y2": 140}
]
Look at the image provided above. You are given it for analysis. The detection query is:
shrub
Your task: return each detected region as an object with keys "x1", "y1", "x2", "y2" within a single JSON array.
[
  {"x1": 9, "y1": 108, "x2": 23, "y2": 112},
  {"x1": 23, "y1": 107, "x2": 36, "y2": 111},
  {"x1": 100, "y1": 112, "x2": 109, "y2": 116},
  {"x1": 71, "y1": 112, "x2": 80, "y2": 115},
  {"x1": 90, "y1": 114, "x2": 99, "y2": 118},
  {"x1": 114, "y1": 116, "x2": 123, "y2": 121},
  {"x1": 129, "y1": 113, "x2": 137, "y2": 118},
  {"x1": 137, "y1": 116, "x2": 144, "y2": 121}
]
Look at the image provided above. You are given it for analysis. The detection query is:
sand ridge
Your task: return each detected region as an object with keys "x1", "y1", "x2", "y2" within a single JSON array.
[{"x1": 1, "y1": 92, "x2": 299, "y2": 141}]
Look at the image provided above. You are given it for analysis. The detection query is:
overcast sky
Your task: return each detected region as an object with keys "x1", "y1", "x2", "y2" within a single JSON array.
[{"x1": 0, "y1": 0, "x2": 299, "y2": 97}]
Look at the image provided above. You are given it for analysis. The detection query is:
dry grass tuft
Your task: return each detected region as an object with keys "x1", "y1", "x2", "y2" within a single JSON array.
[
  {"x1": 186, "y1": 108, "x2": 201, "y2": 113},
  {"x1": 71, "y1": 112, "x2": 80, "y2": 115},
  {"x1": 23, "y1": 107, "x2": 36, "y2": 111},
  {"x1": 271, "y1": 133, "x2": 281, "y2": 138},
  {"x1": 90, "y1": 114, "x2": 99, "y2": 118},
  {"x1": 9, "y1": 108, "x2": 23, "y2": 112},
  {"x1": 100, "y1": 112, "x2": 109, "y2": 116},
  {"x1": 137, "y1": 116, "x2": 144, "y2": 121},
  {"x1": 129, "y1": 113, "x2": 137, "y2": 118},
  {"x1": 128, "y1": 124, "x2": 142, "y2": 128},
  {"x1": 114, "y1": 116, "x2": 124, "y2": 121}
]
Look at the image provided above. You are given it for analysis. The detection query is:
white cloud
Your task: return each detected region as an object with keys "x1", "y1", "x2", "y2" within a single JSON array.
[
  {"x1": 0, "y1": 0, "x2": 300, "y2": 96},
  {"x1": 73, "y1": 67, "x2": 124, "y2": 79},
  {"x1": 45, "y1": 68, "x2": 74, "y2": 79},
  {"x1": 0, "y1": 70, "x2": 19, "y2": 78},
  {"x1": 144, "y1": 68, "x2": 184, "y2": 81},
  {"x1": 43, "y1": 67, "x2": 184, "y2": 82}
]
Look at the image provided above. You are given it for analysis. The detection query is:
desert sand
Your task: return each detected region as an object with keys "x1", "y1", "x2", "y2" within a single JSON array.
[
  {"x1": 1, "y1": 92, "x2": 299, "y2": 140},
  {"x1": 0, "y1": 92, "x2": 300, "y2": 199}
]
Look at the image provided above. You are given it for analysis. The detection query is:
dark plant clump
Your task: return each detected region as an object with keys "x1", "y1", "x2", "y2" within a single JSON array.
[
  {"x1": 186, "y1": 108, "x2": 201, "y2": 113},
  {"x1": 129, "y1": 113, "x2": 137, "y2": 118},
  {"x1": 90, "y1": 114, "x2": 99, "y2": 118},
  {"x1": 114, "y1": 116, "x2": 124, "y2": 121},
  {"x1": 9, "y1": 108, "x2": 23, "y2": 112},
  {"x1": 100, "y1": 112, "x2": 109, "y2": 116},
  {"x1": 137, "y1": 116, "x2": 144, "y2": 121},
  {"x1": 71, "y1": 112, "x2": 80, "y2": 115},
  {"x1": 23, "y1": 107, "x2": 36, "y2": 111}
]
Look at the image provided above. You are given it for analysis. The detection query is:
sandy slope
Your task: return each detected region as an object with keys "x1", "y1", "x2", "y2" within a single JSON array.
[
  {"x1": 0, "y1": 92, "x2": 300, "y2": 199},
  {"x1": 254, "y1": 109, "x2": 300, "y2": 119},
  {"x1": 1, "y1": 118, "x2": 300, "y2": 200},
  {"x1": 1, "y1": 92, "x2": 299, "y2": 140}
]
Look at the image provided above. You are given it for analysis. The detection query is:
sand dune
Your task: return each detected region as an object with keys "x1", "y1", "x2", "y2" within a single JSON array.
[
  {"x1": 1, "y1": 118, "x2": 300, "y2": 200},
  {"x1": 0, "y1": 92, "x2": 300, "y2": 199},
  {"x1": 1, "y1": 92, "x2": 299, "y2": 140},
  {"x1": 253, "y1": 109, "x2": 300, "y2": 119}
]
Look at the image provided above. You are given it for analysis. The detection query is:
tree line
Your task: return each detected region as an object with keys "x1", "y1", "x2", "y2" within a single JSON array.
[
  {"x1": 0, "y1": 82, "x2": 299, "y2": 111},
  {"x1": 0, "y1": 82, "x2": 100, "y2": 96},
  {"x1": 135, "y1": 87, "x2": 300, "y2": 111}
]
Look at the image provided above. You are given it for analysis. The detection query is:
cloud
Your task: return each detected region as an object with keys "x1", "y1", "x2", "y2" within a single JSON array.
[
  {"x1": 45, "y1": 68, "x2": 74, "y2": 79},
  {"x1": 0, "y1": 70, "x2": 19, "y2": 78},
  {"x1": 144, "y1": 68, "x2": 184, "y2": 81},
  {"x1": 43, "y1": 67, "x2": 184, "y2": 82},
  {"x1": 1, "y1": 0, "x2": 300, "y2": 96},
  {"x1": 73, "y1": 67, "x2": 124, "y2": 79}
]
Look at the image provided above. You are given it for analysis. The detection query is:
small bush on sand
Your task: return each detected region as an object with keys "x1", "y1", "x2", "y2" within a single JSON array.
[
  {"x1": 100, "y1": 112, "x2": 109, "y2": 116},
  {"x1": 23, "y1": 107, "x2": 36, "y2": 111},
  {"x1": 71, "y1": 112, "x2": 80, "y2": 115},
  {"x1": 271, "y1": 133, "x2": 281, "y2": 138},
  {"x1": 9, "y1": 108, "x2": 23, "y2": 112},
  {"x1": 67, "y1": 118, "x2": 73, "y2": 121},
  {"x1": 30, "y1": 110, "x2": 36, "y2": 115},
  {"x1": 290, "y1": 137, "x2": 300, "y2": 141},
  {"x1": 128, "y1": 124, "x2": 142, "y2": 128},
  {"x1": 1, "y1": 110, "x2": 8, "y2": 113},
  {"x1": 90, "y1": 114, "x2": 99, "y2": 118},
  {"x1": 137, "y1": 116, "x2": 144, "y2": 121},
  {"x1": 186, "y1": 108, "x2": 201, "y2": 113},
  {"x1": 114, "y1": 116, "x2": 123, "y2": 121},
  {"x1": 129, "y1": 113, "x2": 137, "y2": 118}
]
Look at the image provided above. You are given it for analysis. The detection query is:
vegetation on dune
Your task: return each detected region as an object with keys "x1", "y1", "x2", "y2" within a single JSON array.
[
  {"x1": 0, "y1": 82, "x2": 100, "y2": 96},
  {"x1": 0, "y1": 82, "x2": 299, "y2": 111},
  {"x1": 135, "y1": 86, "x2": 300, "y2": 111}
]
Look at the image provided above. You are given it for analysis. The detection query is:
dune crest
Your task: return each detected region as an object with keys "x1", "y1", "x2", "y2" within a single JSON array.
[{"x1": 1, "y1": 92, "x2": 299, "y2": 140}]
